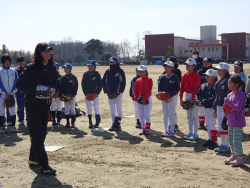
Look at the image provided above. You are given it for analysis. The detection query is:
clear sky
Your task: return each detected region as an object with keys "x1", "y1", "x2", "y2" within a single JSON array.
[{"x1": 0, "y1": 0, "x2": 249, "y2": 52}]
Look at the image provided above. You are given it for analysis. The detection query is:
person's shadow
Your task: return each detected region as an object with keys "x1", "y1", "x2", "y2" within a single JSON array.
[
  {"x1": 51, "y1": 124, "x2": 87, "y2": 139},
  {"x1": 115, "y1": 130, "x2": 144, "y2": 145},
  {"x1": 30, "y1": 166, "x2": 72, "y2": 188},
  {"x1": 0, "y1": 133, "x2": 23, "y2": 147}
]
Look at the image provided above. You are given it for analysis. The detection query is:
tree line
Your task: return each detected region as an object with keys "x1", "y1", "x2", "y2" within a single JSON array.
[{"x1": 1, "y1": 31, "x2": 151, "y2": 66}]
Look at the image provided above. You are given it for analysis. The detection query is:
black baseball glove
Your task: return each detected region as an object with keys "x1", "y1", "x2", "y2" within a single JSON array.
[
  {"x1": 182, "y1": 101, "x2": 194, "y2": 110},
  {"x1": 4, "y1": 95, "x2": 15, "y2": 108},
  {"x1": 107, "y1": 91, "x2": 120, "y2": 99},
  {"x1": 222, "y1": 116, "x2": 228, "y2": 130}
]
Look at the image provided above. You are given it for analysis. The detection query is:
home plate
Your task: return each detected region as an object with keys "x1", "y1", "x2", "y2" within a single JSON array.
[
  {"x1": 45, "y1": 146, "x2": 64, "y2": 152},
  {"x1": 91, "y1": 128, "x2": 109, "y2": 132},
  {"x1": 123, "y1": 115, "x2": 135, "y2": 118}
]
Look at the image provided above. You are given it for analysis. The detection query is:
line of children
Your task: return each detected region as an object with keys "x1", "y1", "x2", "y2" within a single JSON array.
[
  {"x1": 81, "y1": 60, "x2": 102, "y2": 128},
  {"x1": 223, "y1": 75, "x2": 246, "y2": 166},
  {"x1": 195, "y1": 69, "x2": 218, "y2": 149},
  {"x1": 213, "y1": 63, "x2": 231, "y2": 152},
  {"x1": 129, "y1": 66, "x2": 141, "y2": 128},
  {"x1": 158, "y1": 61, "x2": 180, "y2": 137},
  {"x1": 180, "y1": 58, "x2": 201, "y2": 141},
  {"x1": 134, "y1": 65, "x2": 153, "y2": 135},
  {"x1": 50, "y1": 62, "x2": 63, "y2": 125},
  {"x1": 59, "y1": 63, "x2": 78, "y2": 128}
]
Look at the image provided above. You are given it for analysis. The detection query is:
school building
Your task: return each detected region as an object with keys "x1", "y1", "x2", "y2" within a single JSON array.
[{"x1": 145, "y1": 25, "x2": 250, "y2": 61}]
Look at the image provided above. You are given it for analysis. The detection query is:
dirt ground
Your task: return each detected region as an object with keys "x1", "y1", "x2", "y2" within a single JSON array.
[{"x1": 1, "y1": 64, "x2": 250, "y2": 188}]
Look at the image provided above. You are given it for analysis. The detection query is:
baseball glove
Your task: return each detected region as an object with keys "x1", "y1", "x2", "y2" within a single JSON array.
[
  {"x1": 36, "y1": 85, "x2": 56, "y2": 99},
  {"x1": 61, "y1": 94, "x2": 73, "y2": 102},
  {"x1": 223, "y1": 103, "x2": 233, "y2": 113},
  {"x1": 87, "y1": 93, "x2": 97, "y2": 101},
  {"x1": 156, "y1": 92, "x2": 170, "y2": 102},
  {"x1": 107, "y1": 91, "x2": 119, "y2": 99},
  {"x1": 138, "y1": 97, "x2": 149, "y2": 105},
  {"x1": 222, "y1": 116, "x2": 228, "y2": 130},
  {"x1": 4, "y1": 95, "x2": 15, "y2": 108},
  {"x1": 182, "y1": 101, "x2": 194, "y2": 110}
]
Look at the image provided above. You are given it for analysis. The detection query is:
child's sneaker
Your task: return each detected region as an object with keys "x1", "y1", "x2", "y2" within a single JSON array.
[
  {"x1": 230, "y1": 157, "x2": 244, "y2": 166},
  {"x1": 203, "y1": 139, "x2": 212, "y2": 147},
  {"x1": 139, "y1": 128, "x2": 145, "y2": 135},
  {"x1": 145, "y1": 129, "x2": 151, "y2": 135},
  {"x1": 174, "y1": 124, "x2": 179, "y2": 132},
  {"x1": 184, "y1": 133, "x2": 193, "y2": 140},
  {"x1": 11, "y1": 126, "x2": 17, "y2": 133},
  {"x1": 215, "y1": 145, "x2": 230, "y2": 153},
  {"x1": 207, "y1": 141, "x2": 218, "y2": 150},
  {"x1": 161, "y1": 131, "x2": 169, "y2": 137},
  {"x1": 167, "y1": 131, "x2": 175, "y2": 137},
  {"x1": 224, "y1": 155, "x2": 237, "y2": 165},
  {"x1": 188, "y1": 134, "x2": 199, "y2": 141}
]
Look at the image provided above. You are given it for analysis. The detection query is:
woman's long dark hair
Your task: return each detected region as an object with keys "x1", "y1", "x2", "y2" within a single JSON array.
[
  {"x1": 34, "y1": 42, "x2": 54, "y2": 66},
  {"x1": 229, "y1": 74, "x2": 245, "y2": 92}
]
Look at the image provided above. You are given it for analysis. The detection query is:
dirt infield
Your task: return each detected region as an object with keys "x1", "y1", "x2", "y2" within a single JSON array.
[{"x1": 1, "y1": 64, "x2": 250, "y2": 188}]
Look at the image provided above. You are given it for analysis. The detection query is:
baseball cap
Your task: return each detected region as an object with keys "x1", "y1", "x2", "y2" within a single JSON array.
[
  {"x1": 39, "y1": 43, "x2": 53, "y2": 52},
  {"x1": 216, "y1": 62, "x2": 230, "y2": 70},
  {"x1": 205, "y1": 69, "x2": 217, "y2": 77},
  {"x1": 234, "y1": 60, "x2": 243, "y2": 68},
  {"x1": 54, "y1": 62, "x2": 59, "y2": 68},
  {"x1": 62, "y1": 63, "x2": 72, "y2": 69},
  {"x1": 137, "y1": 65, "x2": 147, "y2": 71},
  {"x1": 184, "y1": 58, "x2": 196, "y2": 65},
  {"x1": 167, "y1": 56, "x2": 177, "y2": 62},
  {"x1": 135, "y1": 66, "x2": 139, "y2": 71},
  {"x1": 203, "y1": 57, "x2": 213, "y2": 63},
  {"x1": 87, "y1": 60, "x2": 96, "y2": 66},
  {"x1": 163, "y1": 61, "x2": 174, "y2": 68},
  {"x1": 109, "y1": 56, "x2": 118, "y2": 63}
]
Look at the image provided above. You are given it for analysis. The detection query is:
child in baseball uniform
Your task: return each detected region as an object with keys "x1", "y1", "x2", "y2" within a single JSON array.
[
  {"x1": 129, "y1": 66, "x2": 141, "y2": 128},
  {"x1": 195, "y1": 69, "x2": 218, "y2": 149},
  {"x1": 180, "y1": 58, "x2": 201, "y2": 141},
  {"x1": 82, "y1": 60, "x2": 102, "y2": 128},
  {"x1": 102, "y1": 56, "x2": 126, "y2": 131},
  {"x1": 158, "y1": 61, "x2": 180, "y2": 137},
  {"x1": 223, "y1": 75, "x2": 246, "y2": 166},
  {"x1": 50, "y1": 62, "x2": 62, "y2": 125},
  {"x1": 230, "y1": 61, "x2": 247, "y2": 85},
  {"x1": 59, "y1": 63, "x2": 78, "y2": 128},
  {"x1": 134, "y1": 65, "x2": 153, "y2": 135},
  {"x1": 213, "y1": 62, "x2": 230, "y2": 153},
  {"x1": 0, "y1": 55, "x2": 18, "y2": 133}
]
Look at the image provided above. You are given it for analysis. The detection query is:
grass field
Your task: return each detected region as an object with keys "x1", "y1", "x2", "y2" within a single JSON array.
[{"x1": 1, "y1": 64, "x2": 250, "y2": 188}]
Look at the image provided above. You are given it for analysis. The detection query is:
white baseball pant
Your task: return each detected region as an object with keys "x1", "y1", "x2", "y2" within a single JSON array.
[
  {"x1": 108, "y1": 93, "x2": 123, "y2": 123},
  {"x1": 217, "y1": 105, "x2": 229, "y2": 146},
  {"x1": 133, "y1": 100, "x2": 140, "y2": 119},
  {"x1": 51, "y1": 97, "x2": 62, "y2": 111},
  {"x1": 162, "y1": 95, "x2": 177, "y2": 132},
  {"x1": 0, "y1": 97, "x2": 16, "y2": 116},
  {"x1": 204, "y1": 108, "x2": 216, "y2": 140},
  {"x1": 85, "y1": 95, "x2": 100, "y2": 115},
  {"x1": 137, "y1": 97, "x2": 152, "y2": 129},
  {"x1": 64, "y1": 97, "x2": 76, "y2": 115}
]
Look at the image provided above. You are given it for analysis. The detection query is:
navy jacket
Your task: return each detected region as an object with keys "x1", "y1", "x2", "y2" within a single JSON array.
[
  {"x1": 158, "y1": 73, "x2": 180, "y2": 97},
  {"x1": 161, "y1": 67, "x2": 182, "y2": 81},
  {"x1": 197, "y1": 66, "x2": 217, "y2": 85},
  {"x1": 59, "y1": 73, "x2": 78, "y2": 97},
  {"x1": 15, "y1": 67, "x2": 25, "y2": 76},
  {"x1": 213, "y1": 72, "x2": 230, "y2": 109},
  {"x1": 195, "y1": 56, "x2": 203, "y2": 71},
  {"x1": 81, "y1": 70, "x2": 102, "y2": 96},
  {"x1": 129, "y1": 75, "x2": 140, "y2": 97},
  {"x1": 55, "y1": 71, "x2": 62, "y2": 92},
  {"x1": 102, "y1": 67, "x2": 126, "y2": 93},
  {"x1": 195, "y1": 82, "x2": 216, "y2": 108}
]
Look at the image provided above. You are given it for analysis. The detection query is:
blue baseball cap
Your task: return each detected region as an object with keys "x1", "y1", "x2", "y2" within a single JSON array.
[
  {"x1": 135, "y1": 66, "x2": 139, "y2": 71},
  {"x1": 87, "y1": 60, "x2": 96, "y2": 66},
  {"x1": 203, "y1": 57, "x2": 213, "y2": 63},
  {"x1": 167, "y1": 56, "x2": 177, "y2": 62},
  {"x1": 62, "y1": 63, "x2": 72, "y2": 69},
  {"x1": 54, "y1": 62, "x2": 59, "y2": 68},
  {"x1": 109, "y1": 56, "x2": 118, "y2": 63},
  {"x1": 234, "y1": 60, "x2": 243, "y2": 68}
]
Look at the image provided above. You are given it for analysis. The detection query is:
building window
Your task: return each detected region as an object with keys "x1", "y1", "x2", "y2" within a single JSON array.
[
  {"x1": 223, "y1": 38, "x2": 226, "y2": 43},
  {"x1": 198, "y1": 48, "x2": 200, "y2": 52},
  {"x1": 202, "y1": 48, "x2": 204, "y2": 52},
  {"x1": 208, "y1": 48, "x2": 210, "y2": 52},
  {"x1": 194, "y1": 48, "x2": 196, "y2": 51},
  {"x1": 216, "y1": 47, "x2": 219, "y2": 51},
  {"x1": 168, "y1": 44, "x2": 172, "y2": 48},
  {"x1": 184, "y1": 50, "x2": 188, "y2": 53},
  {"x1": 212, "y1": 48, "x2": 214, "y2": 52},
  {"x1": 247, "y1": 37, "x2": 249, "y2": 41},
  {"x1": 190, "y1": 50, "x2": 192, "y2": 53},
  {"x1": 246, "y1": 47, "x2": 249, "y2": 50}
]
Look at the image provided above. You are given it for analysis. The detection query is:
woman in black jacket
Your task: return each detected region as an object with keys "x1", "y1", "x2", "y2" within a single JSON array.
[{"x1": 15, "y1": 43, "x2": 57, "y2": 175}]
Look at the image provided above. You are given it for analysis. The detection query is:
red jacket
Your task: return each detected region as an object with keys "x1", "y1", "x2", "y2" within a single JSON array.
[
  {"x1": 180, "y1": 72, "x2": 200, "y2": 100},
  {"x1": 134, "y1": 77, "x2": 153, "y2": 100}
]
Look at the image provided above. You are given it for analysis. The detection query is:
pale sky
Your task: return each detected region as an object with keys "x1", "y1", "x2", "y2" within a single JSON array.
[{"x1": 0, "y1": 0, "x2": 249, "y2": 52}]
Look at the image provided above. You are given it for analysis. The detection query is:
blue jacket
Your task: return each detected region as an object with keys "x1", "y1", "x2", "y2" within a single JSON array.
[
  {"x1": 195, "y1": 82, "x2": 216, "y2": 108},
  {"x1": 213, "y1": 72, "x2": 231, "y2": 109},
  {"x1": 129, "y1": 75, "x2": 140, "y2": 97},
  {"x1": 0, "y1": 66, "x2": 18, "y2": 98},
  {"x1": 102, "y1": 67, "x2": 126, "y2": 93},
  {"x1": 158, "y1": 73, "x2": 180, "y2": 97},
  {"x1": 81, "y1": 70, "x2": 102, "y2": 96}
]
